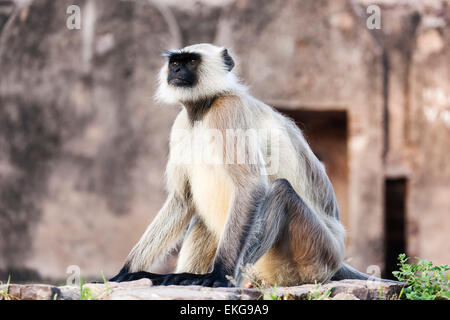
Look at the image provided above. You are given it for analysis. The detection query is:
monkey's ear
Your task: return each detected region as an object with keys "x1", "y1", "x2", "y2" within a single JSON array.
[{"x1": 222, "y1": 48, "x2": 235, "y2": 72}]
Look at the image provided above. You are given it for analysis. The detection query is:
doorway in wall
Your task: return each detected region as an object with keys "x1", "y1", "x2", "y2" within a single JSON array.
[{"x1": 384, "y1": 177, "x2": 407, "y2": 279}]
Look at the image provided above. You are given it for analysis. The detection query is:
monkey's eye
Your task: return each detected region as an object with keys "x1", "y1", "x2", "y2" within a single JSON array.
[
  {"x1": 188, "y1": 59, "x2": 197, "y2": 65},
  {"x1": 170, "y1": 61, "x2": 179, "y2": 67}
]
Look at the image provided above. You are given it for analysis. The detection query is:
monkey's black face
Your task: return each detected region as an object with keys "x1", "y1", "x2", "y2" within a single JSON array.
[{"x1": 166, "y1": 52, "x2": 201, "y2": 87}]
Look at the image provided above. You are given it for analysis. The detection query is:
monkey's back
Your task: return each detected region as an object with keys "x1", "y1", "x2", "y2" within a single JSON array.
[{"x1": 243, "y1": 95, "x2": 341, "y2": 221}]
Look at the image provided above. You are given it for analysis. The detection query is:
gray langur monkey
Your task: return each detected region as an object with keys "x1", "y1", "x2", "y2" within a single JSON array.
[{"x1": 110, "y1": 43, "x2": 372, "y2": 287}]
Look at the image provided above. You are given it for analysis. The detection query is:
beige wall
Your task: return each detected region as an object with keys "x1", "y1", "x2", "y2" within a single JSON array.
[{"x1": 0, "y1": 0, "x2": 448, "y2": 282}]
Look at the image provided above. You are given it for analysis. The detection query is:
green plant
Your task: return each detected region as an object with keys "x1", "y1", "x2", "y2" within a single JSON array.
[
  {"x1": 378, "y1": 284, "x2": 384, "y2": 300},
  {"x1": 100, "y1": 270, "x2": 112, "y2": 295},
  {"x1": 393, "y1": 253, "x2": 450, "y2": 300},
  {"x1": 306, "y1": 281, "x2": 332, "y2": 300},
  {"x1": 0, "y1": 275, "x2": 18, "y2": 300},
  {"x1": 263, "y1": 284, "x2": 279, "y2": 300},
  {"x1": 79, "y1": 275, "x2": 95, "y2": 300},
  {"x1": 0, "y1": 275, "x2": 11, "y2": 299},
  {"x1": 79, "y1": 271, "x2": 113, "y2": 300}
]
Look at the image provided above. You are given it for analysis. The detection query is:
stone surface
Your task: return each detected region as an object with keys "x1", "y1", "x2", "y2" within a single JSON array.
[
  {"x1": 1, "y1": 283, "x2": 58, "y2": 300},
  {"x1": 332, "y1": 292, "x2": 359, "y2": 300},
  {"x1": 0, "y1": 279, "x2": 404, "y2": 300}
]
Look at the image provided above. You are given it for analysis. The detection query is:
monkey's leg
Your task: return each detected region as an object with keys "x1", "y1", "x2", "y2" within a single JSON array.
[
  {"x1": 148, "y1": 182, "x2": 267, "y2": 287},
  {"x1": 175, "y1": 215, "x2": 217, "y2": 274},
  {"x1": 234, "y1": 178, "x2": 344, "y2": 285}
]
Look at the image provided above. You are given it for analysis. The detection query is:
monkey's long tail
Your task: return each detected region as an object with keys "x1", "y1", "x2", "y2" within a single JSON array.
[{"x1": 331, "y1": 263, "x2": 401, "y2": 284}]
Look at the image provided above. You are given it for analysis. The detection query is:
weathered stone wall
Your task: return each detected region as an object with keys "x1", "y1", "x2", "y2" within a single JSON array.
[
  {"x1": 0, "y1": 0, "x2": 448, "y2": 283},
  {"x1": 407, "y1": 8, "x2": 450, "y2": 266},
  {"x1": 0, "y1": 0, "x2": 178, "y2": 279},
  {"x1": 360, "y1": 0, "x2": 450, "y2": 268}
]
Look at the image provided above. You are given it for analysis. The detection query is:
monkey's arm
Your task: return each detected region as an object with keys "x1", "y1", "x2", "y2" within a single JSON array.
[{"x1": 110, "y1": 193, "x2": 194, "y2": 282}]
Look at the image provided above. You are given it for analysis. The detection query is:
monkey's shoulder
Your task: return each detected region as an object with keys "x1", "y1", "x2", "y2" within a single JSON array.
[{"x1": 206, "y1": 93, "x2": 275, "y2": 129}]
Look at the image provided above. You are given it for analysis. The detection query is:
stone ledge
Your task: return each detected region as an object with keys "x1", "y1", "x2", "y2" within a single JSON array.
[{"x1": 0, "y1": 279, "x2": 403, "y2": 300}]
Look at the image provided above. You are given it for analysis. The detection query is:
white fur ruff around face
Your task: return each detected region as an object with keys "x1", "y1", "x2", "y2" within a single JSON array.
[{"x1": 155, "y1": 43, "x2": 246, "y2": 104}]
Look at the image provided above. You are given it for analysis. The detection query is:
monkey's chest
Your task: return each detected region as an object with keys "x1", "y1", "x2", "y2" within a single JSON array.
[{"x1": 188, "y1": 165, "x2": 234, "y2": 236}]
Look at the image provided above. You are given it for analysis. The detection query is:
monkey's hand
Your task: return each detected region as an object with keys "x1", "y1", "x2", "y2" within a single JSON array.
[
  {"x1": 109, "y1": 266, "x2": 166, "y2": 283},
  {"x1": 109, "y1": 266, "x2": 231, "y2": 287},
  {"x1": 152, "y1": 269, "x2": 231, "y2": 287}
]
